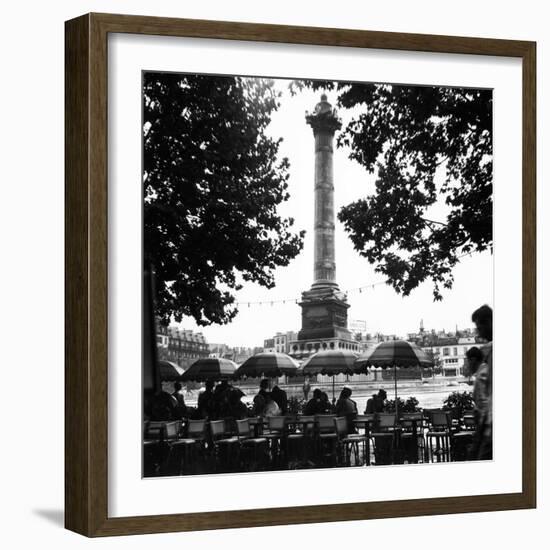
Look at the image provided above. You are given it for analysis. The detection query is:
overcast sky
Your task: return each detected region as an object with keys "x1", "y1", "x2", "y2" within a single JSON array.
[{"x1": 173, "y1": 78, "x2": 493, "y2": 347}]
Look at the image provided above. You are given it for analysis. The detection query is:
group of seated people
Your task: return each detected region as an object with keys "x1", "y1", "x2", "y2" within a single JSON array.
[
  {"x1": 146, "y1": 378, "x2": 390, "y2": 435},
  {"x1": 251, "y1": 379, "x2": 288, "y2": 416}
]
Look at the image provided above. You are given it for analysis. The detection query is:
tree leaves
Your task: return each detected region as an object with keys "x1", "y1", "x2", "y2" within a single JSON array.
[
  {"x1": 299, "y1": 80, "x2": 492, "y2": 300},
  {"x1": 144, "y1": 74, "x2": 304, "y2": 326}
]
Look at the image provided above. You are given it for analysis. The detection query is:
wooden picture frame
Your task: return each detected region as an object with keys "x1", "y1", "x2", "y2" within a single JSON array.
[{"x1": 65, "y1": 12, "x2": 536, "y2": 537}]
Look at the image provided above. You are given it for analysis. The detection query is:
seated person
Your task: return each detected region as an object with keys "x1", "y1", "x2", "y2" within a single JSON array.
[
  {"x1": 252, "y1": 379, "x2": 270, "y2": 416},
  {"x1": 150, "y1": 390, "x2": 178, "y2": 421},
  {"x1": 335, "y1": 386, "x2": 358, "y2": 433},
  {"x1": 263, "y1": 393, "x2": 282, "y2": 417},
  {"x1": 228, "y1": 387, "x2": 249, "y2": 419},
  {"x1": 303, "y1": 388, "x2": 323, "y2": 415},
  {"x1": 365, "y1": 389, "x2": 387, "y2": 414},
  {"x1": 197, "y1": 380, "x2": 215, "y2": 418},
  {"x1": 271, "y1": 385, "x2": 288, "y2": 414},
  {"x1": 319, "y1": 391, "x2": 334, "y2": 413},
  {"x1": 171, "y1": 381, "x2": 187, "y2": 419}
]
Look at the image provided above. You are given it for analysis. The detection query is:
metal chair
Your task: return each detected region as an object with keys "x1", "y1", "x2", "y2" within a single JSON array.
[
  {"x1": 263, "y1": 415, "x2": 287, "y2": 466},
  {"x1": 315, "y1": 415, "x2": 338, "y2": 466},
  {"x1": 399, "y1": 412, "x2": 425, "y2": 464},
  {"x1": 210, "y1": 419, "x2": 240, "y2": 472},
  {"x1": 143, "y1": 421, "x2": 172, "y2": 476},
  {"x1": 334, "y1": 417, "x2": 367, "y2": 466},
  {"x1": 354, "y1": 414, "x2": 375, "y2": 465},
  {"x1": 370, "y1": 413, "x2": 397, "y2": 465},
  {"x1": 286, "y1": 415, "x2": 315, "y2": 468},
  {"x1": 450, "y1": 412, "x2": 476, "y2": 461},
  {"x1": 426, "y1": 410, "x2": 452, "y2": 462},
  {"x1": 236, "y1": 418, "x2": 269, "y2": 471}
]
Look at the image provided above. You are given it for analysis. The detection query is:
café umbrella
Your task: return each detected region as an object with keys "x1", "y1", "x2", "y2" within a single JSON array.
[
  {"x1": 180, "y1": 357, "x2": 238, "y2": 382},
  {"x1": 355, "y1": 340, "x2": 434, "y2": 416},
  {"x1": 300, "y1": 350, "x2": 359, "y2": 402},
  {"x1": 234, "y1": 352, "x2": 300, "y2": 379},
  {"x1": 157, "y1": 360, "x2": 185, "y2": 382}
]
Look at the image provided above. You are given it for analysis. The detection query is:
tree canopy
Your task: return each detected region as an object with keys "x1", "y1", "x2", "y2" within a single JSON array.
[
  {"x1": 296, "y1": 81, "x2": 492, "y2": 300},
  {"x1": 144, "y1": 73, "x2": 304, "y2": 326}
]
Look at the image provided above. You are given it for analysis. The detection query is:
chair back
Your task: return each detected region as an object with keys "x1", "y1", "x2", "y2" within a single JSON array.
[
  {"x1": 430, "y1": 410, "x2": 452, "y2": 430},
  {"x1": 402, "y1": 412, "x2": 423, "y2": 420},
  {"x1": 400, "y1": 412, "x2": 423, "y2": 431},
  {"x1": 236, "y1": 418, "x2": 252, "y2": 438},
  {"x1": 296, "y1": 415, "x2": 315, "y2": 434},
  {"x1": 316, "y1": 414, "x2": 336, "y2": 433},
  {"x1": 187, "y1": 419, "x2": 206, "y2": 439},
  {"x1": 334, "y1": 417, "x2": 348, "y2": 438},
  {"x1": 423, "y1": 408, "x2": 440, "y2": 422},
  {"x1": 223, "y1": 417, "x2": 237, "y2": 436},
  {"x1": 168, "y1": 421, "x2": 182, "y2": 440},
  {"x1": 267, "y1": 415, "x2": 286, "y2": 432},
  {"x1": 463, "y1": 414, "x2": 477, "y2": 430},
  {"x1": 377, "y1": 413, "x2": 397, "y2": 430},
  {"x1": 144, "y1": 421, "x2": 166, "y2": 441},
  {"x1": 210, "y1": 420, "x2": 226, "y2": 440}
]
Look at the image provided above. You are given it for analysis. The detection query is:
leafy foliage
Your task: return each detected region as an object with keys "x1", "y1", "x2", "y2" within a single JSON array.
[
  {"x1": 384, "y1": 396, "x2": 420, "y2": 413},
  {"x1": 144, "y1": 73, "x2": 305, "y2": 325},
  {"x1": 443, "y1": 391, "x2": 475, "y2": 418},
  {"x1": 294, "y1": 80, "x2": 492, "y2": 299},
  {"x1": 286, "y1": 395, "x2": 305, "y2": 415}
]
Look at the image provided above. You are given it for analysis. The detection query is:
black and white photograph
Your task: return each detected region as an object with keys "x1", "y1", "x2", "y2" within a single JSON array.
[{"x1": 142, "y1": 71, "x2": 494, "y2": 477}]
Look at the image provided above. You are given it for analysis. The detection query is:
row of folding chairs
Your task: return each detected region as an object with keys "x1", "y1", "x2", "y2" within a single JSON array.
[
  {"x1": 352, "y1": 410, "x2": 477, "y2": 464},
  {"x1": 143, "y1": 410, "x2": 478, "y2": 474}
]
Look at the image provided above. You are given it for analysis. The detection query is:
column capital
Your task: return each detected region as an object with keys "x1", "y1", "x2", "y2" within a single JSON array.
[{"x1": 305, "y1": 94, "x2": 342, "y2": 135}]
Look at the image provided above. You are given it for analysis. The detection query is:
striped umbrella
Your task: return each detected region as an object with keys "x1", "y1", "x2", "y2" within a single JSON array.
[
  {"x1": 158, "y1": 360, "x2": 185, "y2": 382},
  {"x1": 180, "y1": 357, "x2": 238, "y2": 382},
  {"x1": 355, "y1": 340, "x2": 434, "y2": 416},
  {"x1": 234, "y1": 352, "x2": 300, "y2": 379},
  {"x1": 301, "y1": 350, "x2": 359, "y2": 401}
]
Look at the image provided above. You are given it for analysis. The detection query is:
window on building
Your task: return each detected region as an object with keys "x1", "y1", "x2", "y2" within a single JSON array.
[
  {"x1": 453, "y1": 347, "x2": 458, "y2": 356},
  {"x1": 443, "y1": 347, "x2": 450, "y2": 356}
]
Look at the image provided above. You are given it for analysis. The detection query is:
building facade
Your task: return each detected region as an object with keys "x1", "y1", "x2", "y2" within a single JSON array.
[
  {"x1": 263, "y1": 331, "x2": 299, "y2": 354},
  {"x1": 407, "y1": 322, "x2": 483, "y2": 377},
  {"x1": 156, "y1": 325, "x2": 209, "y2": 369}
]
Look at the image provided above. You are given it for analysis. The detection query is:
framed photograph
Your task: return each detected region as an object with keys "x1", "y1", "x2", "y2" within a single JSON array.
[{"x1": 65, "y1": 13, "x2": 536, "y2": 537}]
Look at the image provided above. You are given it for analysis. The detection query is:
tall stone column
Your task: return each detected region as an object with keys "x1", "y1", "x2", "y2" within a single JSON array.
[
  {"x1": 296, "y1": 94, "x2": 351, "y2": 344},
  {"x1": 306, "y1": 94, "x2": 342, "y2": 290}
]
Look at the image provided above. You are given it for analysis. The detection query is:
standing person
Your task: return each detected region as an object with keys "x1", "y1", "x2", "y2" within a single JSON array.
[
  {"x1": 465, "y1": 347, "x2": 490, "y2": 437},
  {"x1": 303, "y1": 377, "x2": 311, "y2": 401},
  {"x1": 197, "y1": 380, "x2": 215, "y2": 419},
  {"x1": 271, "y1": 385, "x2": 288, "y2": 414},
  {"x1": 471, "y1": 304, "x2": 493, "y2": 460},
  {"x1": 365, "y1": 389, "x2": 387, "y2": 414},
  {"x1": 335, "y1": 386, "x2": 358, "y2": 433}
]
